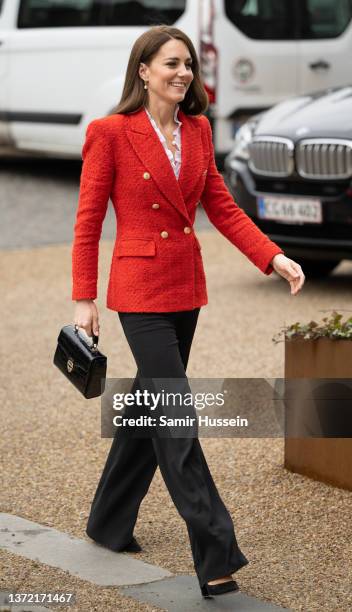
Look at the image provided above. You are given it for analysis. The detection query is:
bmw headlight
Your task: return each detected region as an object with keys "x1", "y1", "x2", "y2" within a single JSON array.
[{"x1": 228, "y1": 118, "x2": 259, "y2": 164}]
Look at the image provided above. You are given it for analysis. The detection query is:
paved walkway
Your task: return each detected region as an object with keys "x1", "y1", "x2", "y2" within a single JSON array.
[{"x1": 0, "y1": 513, "x2": 288, "y2": 611}]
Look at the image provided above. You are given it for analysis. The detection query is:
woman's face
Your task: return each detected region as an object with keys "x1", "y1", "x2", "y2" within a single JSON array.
[{"x1": 139, "y1": 39, "x2": 194, "y2": 105}]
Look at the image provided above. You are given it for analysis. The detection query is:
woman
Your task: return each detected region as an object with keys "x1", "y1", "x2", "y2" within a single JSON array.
[{"x1": 72, "y1": 25, "x2": 305, "y2": 599}]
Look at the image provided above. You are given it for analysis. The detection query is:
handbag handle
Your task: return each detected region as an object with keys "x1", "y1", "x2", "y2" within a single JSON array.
[{"x1": 74, "y1": 324, "x2": 99, "y2": 351}]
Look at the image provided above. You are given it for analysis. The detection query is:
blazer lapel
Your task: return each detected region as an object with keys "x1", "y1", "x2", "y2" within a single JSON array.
[
  {"x1": 177, "y1": 108, "x2": 203, "y2": 203},
  {"x1": 124, "y1": 107, "x2": 203, "y2": 223}
]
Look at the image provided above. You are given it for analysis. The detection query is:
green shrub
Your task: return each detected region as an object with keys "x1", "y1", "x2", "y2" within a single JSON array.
[{"x1": 272, "y1": 311, "x2": 352, "y2": 344}]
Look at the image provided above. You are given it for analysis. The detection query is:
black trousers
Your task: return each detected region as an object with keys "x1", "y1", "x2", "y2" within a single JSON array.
[{"x1": 86, "y1": 308, "x2": 249, "y2": 587}]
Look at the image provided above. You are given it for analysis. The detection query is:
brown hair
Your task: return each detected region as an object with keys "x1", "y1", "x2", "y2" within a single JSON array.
[{"x1": 112, "y1": 25, "x2": 208, "y2": 116}]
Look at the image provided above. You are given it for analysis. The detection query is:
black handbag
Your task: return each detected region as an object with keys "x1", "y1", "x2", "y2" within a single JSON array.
[{"x1": 53, "y1": 324, "x2": 107, "y2": 399}]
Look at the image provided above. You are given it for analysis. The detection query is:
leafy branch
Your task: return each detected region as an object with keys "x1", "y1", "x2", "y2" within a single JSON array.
[{"x1": 272, "y1": 311, "x2": 352, "y2": 344}]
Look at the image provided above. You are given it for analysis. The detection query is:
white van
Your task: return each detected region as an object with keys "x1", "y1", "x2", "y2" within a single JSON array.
[{"x1": 0, "y1": 0, "x2": 352, "y2": 159}]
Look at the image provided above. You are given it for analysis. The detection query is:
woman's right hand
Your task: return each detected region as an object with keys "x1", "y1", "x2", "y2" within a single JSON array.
[{"x1": 74, "y1": 299, "x2": 100, "y2": 337}]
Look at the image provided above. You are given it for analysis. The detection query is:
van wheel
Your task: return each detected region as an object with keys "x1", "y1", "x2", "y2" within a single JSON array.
[{"x1": 295, "y1": 258, "x2": 341, "y2": 278}]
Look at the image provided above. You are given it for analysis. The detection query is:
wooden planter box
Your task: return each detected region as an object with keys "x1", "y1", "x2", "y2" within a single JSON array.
[{"x1": 284, "y1": 337, "x2": 352, "y2": 491}]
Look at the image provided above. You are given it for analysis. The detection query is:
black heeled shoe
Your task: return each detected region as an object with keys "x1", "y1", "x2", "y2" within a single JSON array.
[
  {"x1": 88, "y1": 534, "x2": 142, "y2": 553},
  {"x1": 119, "y1": 536, "x2": 142, "y2": 553},
  {"x1": 200, "y1": 579, "x2": 239, "y2": 598}
]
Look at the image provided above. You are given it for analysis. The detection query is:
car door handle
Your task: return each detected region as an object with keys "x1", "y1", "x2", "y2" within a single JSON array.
[{"x1": 309, "y1": 60, "x2": 330, "y2": 71}]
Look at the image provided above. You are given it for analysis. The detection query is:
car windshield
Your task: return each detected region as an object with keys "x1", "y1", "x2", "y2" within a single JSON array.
[
  {"x1": 18, "y1": 0, "x2": 186, "y2": 28},
  {"x1": 225, "y1": 0, "x2": 352, "y2": 40}
]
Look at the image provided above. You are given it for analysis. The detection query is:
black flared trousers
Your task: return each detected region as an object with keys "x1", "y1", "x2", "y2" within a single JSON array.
[{"x1": 86, "y1": 308, "x2": 249, "y2": 586}]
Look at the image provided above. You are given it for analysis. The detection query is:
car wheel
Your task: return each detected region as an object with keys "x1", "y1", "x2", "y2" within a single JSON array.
[{"x1": 295, "y1": 259, "x2": 341, "y2": 278}]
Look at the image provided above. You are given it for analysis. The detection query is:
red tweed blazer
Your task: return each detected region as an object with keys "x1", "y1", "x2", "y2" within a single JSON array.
[{"x1": 71, "y1": 106, "x2": 284, "y2": 312}]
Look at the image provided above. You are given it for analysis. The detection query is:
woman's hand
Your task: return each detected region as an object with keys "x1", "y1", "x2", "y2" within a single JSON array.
[
  {"x1": 271, "y1": 254, "x2": 305, "y2": 295},
  {"x1": 74, "y1": 299, "x2": 100, "y2": 337}
]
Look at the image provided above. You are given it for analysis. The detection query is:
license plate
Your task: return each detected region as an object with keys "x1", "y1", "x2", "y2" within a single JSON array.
[{"x1": 257, "y1": 196, "x2": 322, "y2": 224}]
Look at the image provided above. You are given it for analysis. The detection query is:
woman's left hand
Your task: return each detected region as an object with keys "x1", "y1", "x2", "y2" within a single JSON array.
[{"x1": 271, "y1": 253, "x2": 305, "y2": 295}]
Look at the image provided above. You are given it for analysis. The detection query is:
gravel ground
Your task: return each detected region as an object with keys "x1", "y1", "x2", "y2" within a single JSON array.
[
  {"x1": 0, "y1": 551, "x2": 164, "y2": 612},
  {"x1": 1, "y1": 232, "x2": 352, "y2": 611}
]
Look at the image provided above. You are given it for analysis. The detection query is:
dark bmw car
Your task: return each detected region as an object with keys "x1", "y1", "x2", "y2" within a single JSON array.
[{"x1": 224, "y1": 86, "x2": 352, "y2": 277}]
